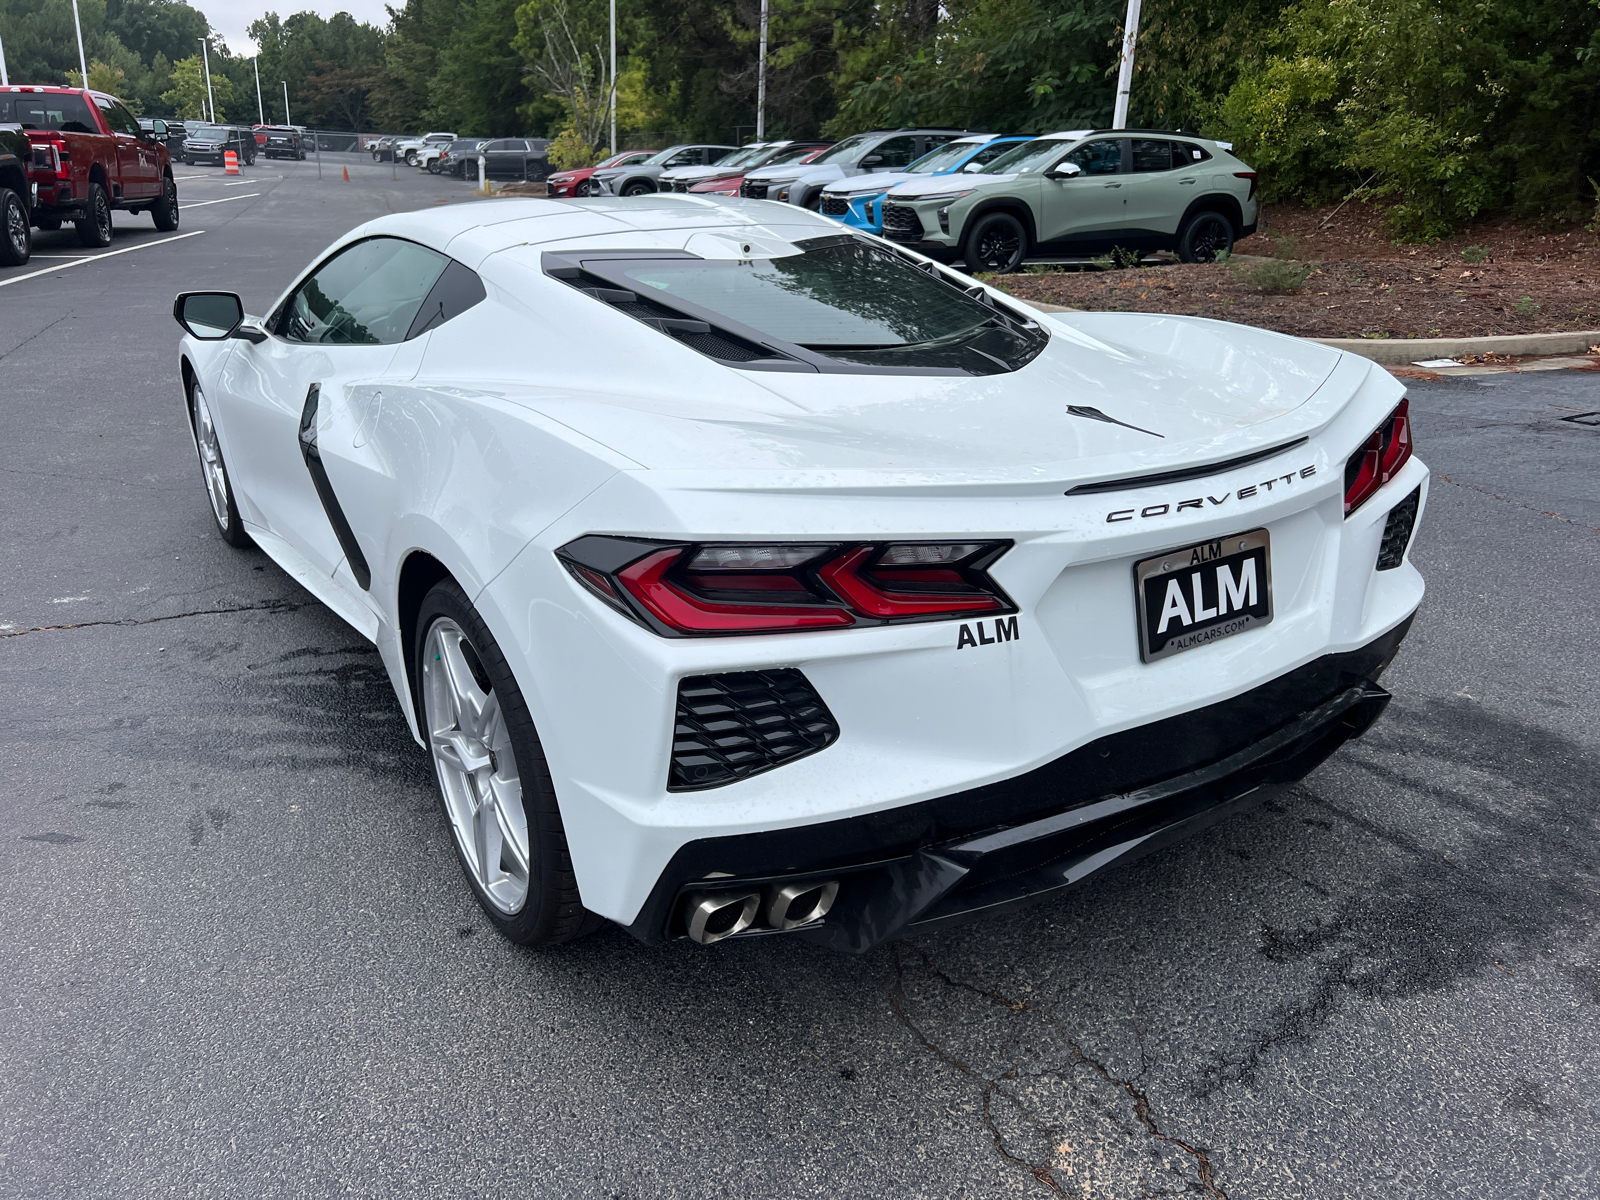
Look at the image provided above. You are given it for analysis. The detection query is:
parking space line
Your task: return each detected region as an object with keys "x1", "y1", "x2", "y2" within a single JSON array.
[
  {"x1": 0, "y1": 231, "x2": 205, "y2": 289},
  {"x1": 179, "y1": 194, "x2": 260, "y2": 209},
  {"x1": 173, "y1": 175, "x2": 207, "y2": 180},
  {"x1": 223, "y1": 180, "x2": 260, "y2": 186}
]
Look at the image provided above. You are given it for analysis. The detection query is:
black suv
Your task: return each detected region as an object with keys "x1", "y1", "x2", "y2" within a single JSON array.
[
  {"x1": 261, "y1": 126, "x2": 305, "y2": 160},
  {"x1": 182, "y1": 125, "x2": 256, "y2": 167}
]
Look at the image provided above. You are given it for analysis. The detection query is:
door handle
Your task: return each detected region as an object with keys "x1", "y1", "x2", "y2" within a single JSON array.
[
  {"x1": 1179, "y1": 178, "x2": 1196, "y2": 185},
  {"x1": 1102, "y1": 182, "x2": 1122, "y2": 188}
]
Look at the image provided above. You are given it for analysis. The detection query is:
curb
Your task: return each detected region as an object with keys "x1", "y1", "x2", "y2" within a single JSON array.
[{"x1": 1312, "y1": 329, "x2": 1600, "y2": 365}]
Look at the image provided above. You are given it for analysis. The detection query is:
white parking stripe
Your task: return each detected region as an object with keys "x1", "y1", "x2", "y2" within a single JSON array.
[
  {"x1": 223, "y1": 179, "x2": 260, "y2": 186},
  {"x1": 173, "y1": 175, "x2": 207, "y2": 180},
  {"x1": 179, "y1": 193, "x2": 260, "y2": 209},
  {"x1": 0, "y1": 231, "x2": 205, "y2": 289}
]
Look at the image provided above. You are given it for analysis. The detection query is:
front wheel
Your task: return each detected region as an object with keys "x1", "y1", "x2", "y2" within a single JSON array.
[
  {"x1": 427, "y1": 159, "x2": 442, "y2": 174},
  {"x1": 0, "y1": 188, "x2": 31, "y2": 266},
  {"x1": 416, "y1": 580, "x2": 601, "y2": 945},
  {"x1": 404, "y1": 150, "x2": 418, "y2": 166},
  {"x1": 1177, "y1": 210, "x2": 1235, "y2": 263},
  {"x1": 75, "y1": 182, "x2": 113, "y2": 248},
  {"x1": 962, "y1": 211, "x2": 1028, "y2": 274},
  {"x1": 151, "y1": 176, "x2": 180, "y2": 232},
  {"x1": 188, "y1": 380, "x2": 250, "y2": 547},
  {"x1": 621, "y1": 180, "x2": 654, "y2": 197}
]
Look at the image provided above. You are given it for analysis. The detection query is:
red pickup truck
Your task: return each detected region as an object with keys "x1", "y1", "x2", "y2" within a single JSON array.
[{"x1": 0, "y1": 85, "x2": 180, "y2": 247}]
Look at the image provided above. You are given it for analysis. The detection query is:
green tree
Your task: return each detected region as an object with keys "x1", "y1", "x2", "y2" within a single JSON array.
[{"x1": 162, "y1": 50, "x2": 234, "y2": 119}]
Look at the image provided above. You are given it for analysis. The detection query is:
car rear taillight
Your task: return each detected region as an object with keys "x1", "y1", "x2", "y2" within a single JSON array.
[
  {"x1": 557, "y1": 536, "x2": 1014, "y2": 636},
  {"x1": 1344, "y1": 399, "x2": 1413, "y2": 516},
  {"x1": 1233, "y1": 171, "x2": 1258, "y2": 200}
]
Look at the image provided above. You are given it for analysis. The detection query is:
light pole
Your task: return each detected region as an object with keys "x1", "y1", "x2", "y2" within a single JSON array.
[
  {"x1": 70, "y1": 0, "x2": 89, "y2": 91},
  {"x1": 0, "y1": 30, "x2": 10, "y2": 87},
  {"x1": 608, "y1": 0, "x2": 616, "y2": 155},
  {"x1": 282, "y1": 81, "x2": 291, "y2": 126},
  {"x1": 254, "y1": 58, "x2": 264, "y2": 125},
  {"x1": 756, "y1": 0, "x2": 767, "y2": 140},
  {"x1": 1111, "y1": 0, "x2": 1142, "y2": 129},
  {"x1": 199, "y1": 37, "x2": 216, "y2": 123}
]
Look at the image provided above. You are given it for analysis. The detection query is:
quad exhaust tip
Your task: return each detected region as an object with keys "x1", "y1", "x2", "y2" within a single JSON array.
[{"x1": 684, "y1": 879, "x2": 840, "y2": 944}]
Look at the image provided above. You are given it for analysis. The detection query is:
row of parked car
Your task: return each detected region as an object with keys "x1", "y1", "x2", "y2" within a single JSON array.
[
  {"x1": 537, "y1": 126, "x2": 1257, "y2": 272},
  {"x1": 131, "y1": 118, "x2": 309, "y2": 166}
]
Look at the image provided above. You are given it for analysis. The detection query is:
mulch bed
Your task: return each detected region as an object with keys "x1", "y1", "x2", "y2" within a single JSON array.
[{"x1": 994, "y1": 202, "x2": 1600, "y2": 340}]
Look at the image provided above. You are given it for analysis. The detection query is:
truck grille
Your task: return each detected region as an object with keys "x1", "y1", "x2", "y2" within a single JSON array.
[
  {"x1": 881, "y1": 205, "x2": 925, "y2": 242},
  {"x1": 740, "y1": 181, "x2": 769, "y2": 200},
  {"x1": 819, "y1": 195, "x2": 850, "y2": 217},
  {"x1": 669, "y1": 670, "x2": 839, "y2": 791},
  {"x1": 671, "y1": 181, "x2": 690, "y2": 193}
]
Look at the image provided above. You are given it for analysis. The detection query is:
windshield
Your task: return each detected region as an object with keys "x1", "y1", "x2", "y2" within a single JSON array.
[
  {"x1": 590, "y1": 239, "x2": 1045, "y2": 373},
  {"x1": 979, "y1": 138, "x2": 1069, "y2": 175},
  {"x1": 807, "y1": 134, "x2": 875, "y2": 166},
  {"x1": 195, "y1": 125, "x2": 230, "y2": 138},
  {"x1": 709, "y1": 145, "x2": 769, "y2": 171},
  {"x1": 907, "y1": 141, "x2": 983, "y2": 175},
  {"x1": 763, "y1": 143, "x2": 822, "y2": 166}
]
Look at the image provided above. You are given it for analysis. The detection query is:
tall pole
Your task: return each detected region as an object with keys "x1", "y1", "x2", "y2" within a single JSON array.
[
  {"x1": 1111, "y1": 0, "x2": 1141, "y2": 129},
  {"x1": 70, "y1": 0, "x2": 89, "y2": 91},
  {"x1": 0, "y1": 31, "x2": 10, "y2": 87},
  {"x1": 254, "y1": 58, "x2": 264, "y2": 124},
  {"x1": 200, "y1": 38, "x2": 215, "y2": 123},
  {"x1": 756, "y1": 0, "x2": 767, "y2": 140},
  {"x1": 282, "y1": 81, "x2": 291, "y2": 125},
  {"x1": 608, "y1": 0, "x2": 616, "y2": 155}
]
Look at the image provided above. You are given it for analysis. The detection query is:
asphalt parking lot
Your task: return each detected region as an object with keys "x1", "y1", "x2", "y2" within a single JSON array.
[{"x1": 2, "y1": 158, "x2": 1598, "y2": 1199}]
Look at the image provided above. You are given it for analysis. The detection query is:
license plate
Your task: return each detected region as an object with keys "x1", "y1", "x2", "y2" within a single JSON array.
[{"x1": 1134, "y1": 529, "x2": 1272, "y2": 662}]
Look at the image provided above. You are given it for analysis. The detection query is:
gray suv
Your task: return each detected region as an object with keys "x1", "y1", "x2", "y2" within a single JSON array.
[
  {"x1": 593, "y1": 145, "x2": 738, "y2": 196},
  {"x1": 739, "y1": 129, "x2": 964, "y2": 209}
]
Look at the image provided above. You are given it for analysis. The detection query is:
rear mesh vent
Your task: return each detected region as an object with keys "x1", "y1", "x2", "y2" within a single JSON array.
[
  {"x1": 669, "y1": 670, "x2": 840, "y2": 791},
  {"x1": 1376, "y1": 487, "x2": 1421, "y2": 570}
]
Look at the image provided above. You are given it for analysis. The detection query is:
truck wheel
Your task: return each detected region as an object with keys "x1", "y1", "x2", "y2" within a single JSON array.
[
  {"x1": 405, "y1": 150, "x2": 418, "y2": 166},
  {"x1": 0, "y1": 188, "x2": 31, "y2": 266},
  {"x1": 416, "y1": 578, "x2": 603, "y2": 946},
  {"x1": 962, "y1": 211, "x2": 1028, "y2": 274},
  {"x1": 75, "y1": 183, "x2": 113, "y2": 248},
  {"x1": 151, "y1": 176, "x2": 180, "y2": 232}
]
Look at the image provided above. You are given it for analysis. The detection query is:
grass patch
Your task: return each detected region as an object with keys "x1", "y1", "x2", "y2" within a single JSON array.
[
  {"x1": 1231, "y1": 257, "x2": 1316, "y2": 294},
  {"x1": 1461, "y1": 244, "x2": 1489, "y2": 263}
]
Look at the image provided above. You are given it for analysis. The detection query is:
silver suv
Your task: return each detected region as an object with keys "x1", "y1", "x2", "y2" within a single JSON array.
[
  {"x1": 740, "y1": 128, "x2": 964, "y2": 209},
  {"x1": 879, "y1": 130, "x2": 1259, "y2": 271},
  {"x1": 593, "y1": 145, "x2": 738, "y2": 196}
]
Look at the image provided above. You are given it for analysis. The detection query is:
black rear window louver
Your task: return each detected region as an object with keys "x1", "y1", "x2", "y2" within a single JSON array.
[{"x1": 551, "y1": 265, "x2": 793, "y2": 367}]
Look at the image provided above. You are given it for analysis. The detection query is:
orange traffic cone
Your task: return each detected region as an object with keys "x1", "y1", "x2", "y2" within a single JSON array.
[
  {"x1": 342, "y1": 165, "x2": 350, "y2": 182},
  {"x1": 224, "y1": 150, "x2": 239, "y2": 175}
]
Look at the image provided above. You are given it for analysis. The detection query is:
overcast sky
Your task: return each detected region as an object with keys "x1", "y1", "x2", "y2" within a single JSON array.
[{"x1": 199, "y1": 0, "x2": 394, "y2": 57}]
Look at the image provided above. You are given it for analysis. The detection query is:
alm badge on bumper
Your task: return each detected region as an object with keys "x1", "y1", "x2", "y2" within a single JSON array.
[{"x1": 1135, "y1": 529, "x2": 1273, "y2": 662}]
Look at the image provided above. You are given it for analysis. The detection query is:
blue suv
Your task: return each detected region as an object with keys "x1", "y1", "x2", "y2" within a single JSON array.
[{"x1": 817, "y1": 135, "x2": 1030, "y2": 235}]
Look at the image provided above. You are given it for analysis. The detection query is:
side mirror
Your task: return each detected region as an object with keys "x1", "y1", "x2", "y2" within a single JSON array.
[
  {"x1": 1049, "y1": 161, "x2": 1083, "y2": 179},
  {"x1": 860, "y1": 154, "x2": 884, "y2": 167},
  {"x1": 173, "y1": 292, "x2": 245, "y2": 339},
  {"x1": 962, "y1": 162, "x2": 982, "y2": 172}
]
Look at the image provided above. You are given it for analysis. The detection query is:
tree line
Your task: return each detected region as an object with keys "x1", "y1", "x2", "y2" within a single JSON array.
[{"x1": 2, "y1": 0, "x2": 1596, "y2": 237}]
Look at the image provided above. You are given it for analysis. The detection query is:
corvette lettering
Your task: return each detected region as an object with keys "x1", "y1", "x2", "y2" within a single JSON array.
[
  {"x1": 957, "y1": 616, "x2": 1019, "y2": 649},
  {"x1": 1106, "y1": 464, "x2": 1317, "y2": 522}
]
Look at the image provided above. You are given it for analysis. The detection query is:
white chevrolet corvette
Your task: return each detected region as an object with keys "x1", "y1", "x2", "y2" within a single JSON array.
[{"x1": 172, "y1": 196, "x2": 1426, "y2": 952}]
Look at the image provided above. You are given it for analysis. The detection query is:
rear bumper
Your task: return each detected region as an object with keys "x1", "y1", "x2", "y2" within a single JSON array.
[{"x1": 622, "y1": 614, "x2": 1412, "y2": 951}]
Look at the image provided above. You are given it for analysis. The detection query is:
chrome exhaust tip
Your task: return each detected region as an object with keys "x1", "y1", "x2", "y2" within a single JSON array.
[
  {"x1": 684, "y1": 891, "x2": 760, "y2": 944},
  {"x1": 766, "y1": 879, "x2": 839, "y2": 930}
]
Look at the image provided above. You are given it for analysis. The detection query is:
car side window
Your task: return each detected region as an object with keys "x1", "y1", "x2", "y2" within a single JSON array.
[
  {"x1": 1170, "y1": 142, "x2": 1212, "y2": 168},
  {"x1": 95, "y1": 97, "x2": 139, "y2": 136},
  {"x1": 871, "y1": 136, "x2": 919, "y2": 168},
  {"x1": 705, "y1": 148, "x2": 732, "y2": 163},
  {"x1": 1131, "y1": 139, "x2": 1173, "y2": 173},
  {"x1": 278, "y1": 237, "x2": 452, "y2": 345},
  {"x1": 664, "y1": 150, "x2": 699, "y2": 167},
  {"x1": 1062, "y1": 139, "x2": 1122, "y2": 176}
]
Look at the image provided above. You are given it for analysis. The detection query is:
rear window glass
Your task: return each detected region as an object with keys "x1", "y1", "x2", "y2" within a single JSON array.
[
  {"x1": 2, "y1": 93, "x2": 98, "y2": 133},
  {"x1": 571, "y1": 238, "x2": 1048, "y2": 374}
]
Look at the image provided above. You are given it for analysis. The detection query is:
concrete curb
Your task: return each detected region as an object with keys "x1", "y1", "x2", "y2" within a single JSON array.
[{"x1": 1312, "y1": 330, "x2": 1600, "y2": 365}]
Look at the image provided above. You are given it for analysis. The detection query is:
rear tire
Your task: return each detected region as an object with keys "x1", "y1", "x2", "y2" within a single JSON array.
[
  {"x1": 0, "y1": 188, "x2": 31, "y2": 266},
  {"x1": 75, "y1": 183, "x2": 113, "y2": 248},
  {"x1": 151, "y1": 176, "x2": 180, "y2": 231},
  {"x1": 1177, "y1": 210, "x2": 1235, "y2": 263},
  {"x1": 416, "y1": 579, "x2": 602, "y2": 946},
  {"x1": 962, "y1": 211, "x2": 1028, "y2": 274}
]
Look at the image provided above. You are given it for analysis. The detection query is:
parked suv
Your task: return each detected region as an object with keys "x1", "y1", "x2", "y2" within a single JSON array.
[
  {"x1": 430, "y1": 137, "x2": 487, "y2": 177},
  {"x1": 880, "y1": 129, "x2": 1258, "y2": 271},
  {"x1": 658, "y1": 140, "x2": 829, "y2": 192},
  {"x1": 260, "y1": 126, "x2": 305, "y2": 159},
  {"x1": 545, "y1": 150, "x2": 651, "y2": 197},
  {"x1": 182, "y1": 124, "x2": 256, "y2": 166},
  {"x1": 740, "y1": 128, "x2": 963, "y2": 209},
  {"x1": 393, "y1": 132, "x2": 456, "y2": 166},
  {"x1": 592, "y1": 144, "x2": 737, "y2": 196},
  {"x1": 819, "y1": 134, "x2": 1027, "y2": 234}
]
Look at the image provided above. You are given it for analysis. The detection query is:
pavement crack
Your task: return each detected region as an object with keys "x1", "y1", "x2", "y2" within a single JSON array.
[
  {"x1": 1433, "y1": 472, "x2": 1600, "y2": 534},
  {"x1": 0, "y1": 313, "x2": 71, "y2": 364},
  {"x1": 0, "y1": 599, "x2": 307, "y2": 639}
]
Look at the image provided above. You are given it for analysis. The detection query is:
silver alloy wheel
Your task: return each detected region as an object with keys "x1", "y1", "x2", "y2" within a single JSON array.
[
  {"x1": 5, "y1": 193, "x2": 26, "y2": 258},
  {"x1": 191, "y1": 385, "x2": 231, "y2": 530},
  {"x1": 423, "y1": 618, "x2": 530, "y2": 914}
]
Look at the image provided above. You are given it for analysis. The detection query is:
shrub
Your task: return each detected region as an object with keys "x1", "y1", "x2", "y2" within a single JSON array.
[
  {"x1": 1460, "y1": 245, "x2": 1489, "y2": 263},
  {"x1": 1232, "y1": 258, "x2": 1316, "y2": 294},
  {"x1": 1512, "y1": 296, "x2": 1539, "y2": 317}
]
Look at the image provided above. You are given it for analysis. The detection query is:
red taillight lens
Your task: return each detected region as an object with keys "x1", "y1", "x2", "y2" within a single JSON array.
[
  {"x1": 558, "y1": 537, "x2": 1014, "y2": 636},
  {"x1": 1233, "y1": 171, "x2": 1258, "y2": 200},
  {"x1": 1344, "y1": 399, "x2": 1412, "y2": 516}
]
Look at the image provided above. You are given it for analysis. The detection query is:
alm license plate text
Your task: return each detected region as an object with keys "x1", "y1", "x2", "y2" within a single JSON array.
[{"x1": 1135, "y1": 530, "x2": 1272, "y2": 663}]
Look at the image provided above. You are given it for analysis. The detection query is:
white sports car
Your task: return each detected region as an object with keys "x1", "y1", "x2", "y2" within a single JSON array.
[{"x1": 172, "y1": 196, "x2": 1427, "y2": 952}]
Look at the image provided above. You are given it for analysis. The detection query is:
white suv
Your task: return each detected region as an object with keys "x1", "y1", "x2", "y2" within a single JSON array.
[{"x1": 393, "y1": 131, "x2": 457, "y2": 167}]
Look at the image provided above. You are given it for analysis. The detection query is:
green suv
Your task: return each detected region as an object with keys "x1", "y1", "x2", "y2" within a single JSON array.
[{"x1": 878, "y1": 130, "x2": 1258, "y2": 272}]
